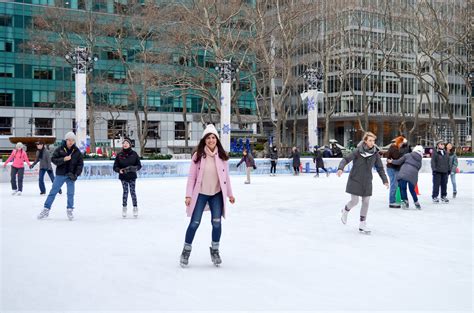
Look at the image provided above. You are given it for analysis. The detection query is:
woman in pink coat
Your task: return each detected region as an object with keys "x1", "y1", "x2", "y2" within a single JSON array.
[
  {"x1": 180, "y1": 124, "x2": 235, "y2": 267},
  {"x1": 3, "y1": 142, "x2": 31, "y2": 195}
]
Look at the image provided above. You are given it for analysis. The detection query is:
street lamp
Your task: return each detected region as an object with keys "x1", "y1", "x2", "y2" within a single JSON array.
[
  {"x1": 215, "y1": 59, "x2": 239, "y2": 151},
  {"x1": 64, "y1": 47, "x2": 98, "y2": 153},
  {"x1": 301, "y1": 68, "x2": 324, "y2": 151}
]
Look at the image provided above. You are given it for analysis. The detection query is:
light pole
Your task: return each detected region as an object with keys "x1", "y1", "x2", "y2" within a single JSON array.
[
  {"x1": 301, "y1": 68, "x2": 324, "y2": 151},
  {"x1": 215, "y1": 60, "x2": 238, "y2": 151},
  {"x1": 65, "y1": 47, "x2": 98, "y2": 153}
]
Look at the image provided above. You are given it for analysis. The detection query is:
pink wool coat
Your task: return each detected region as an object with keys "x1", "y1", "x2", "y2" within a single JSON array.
[
  {"x1": 4, "y1": 149, "x2": 31, "y2": 169},
  {"x1": 186, "y1": 153, "x2": 234, "y2": 218}
]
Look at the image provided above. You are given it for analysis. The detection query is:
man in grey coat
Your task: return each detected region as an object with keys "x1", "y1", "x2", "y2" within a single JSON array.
[
  {"x1": 337, "y1": 132, "x2": 388, "y2": 234},
  {"x1": 30, "y1": 141, "x2": 61, "y2": 195}
]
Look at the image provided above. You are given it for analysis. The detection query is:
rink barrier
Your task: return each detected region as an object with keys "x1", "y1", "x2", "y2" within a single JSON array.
[{"x1": 1, "y1": 158, "x2": 473, "y2": 182}]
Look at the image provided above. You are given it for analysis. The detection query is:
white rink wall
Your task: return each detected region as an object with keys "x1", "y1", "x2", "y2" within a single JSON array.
[{"x1": 1, "y1": 158, "x2": 474, "y2": 182}]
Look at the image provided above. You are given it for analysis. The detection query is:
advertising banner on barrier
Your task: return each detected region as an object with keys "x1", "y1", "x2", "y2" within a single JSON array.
[{"x1": 1, "y1": 158, "x2": 473, "y2": 183}]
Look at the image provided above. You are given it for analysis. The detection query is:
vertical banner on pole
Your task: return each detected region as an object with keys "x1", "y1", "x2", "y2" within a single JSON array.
[
  {"x1": 220, "y1": 82, "x2": 232, "y2": 152},
  {"x1": 75, "y1": 73, "x2": 87, "y2": 153},
  {"x1": 302, "y1": 90, "x2": 324, "y2": 150}
]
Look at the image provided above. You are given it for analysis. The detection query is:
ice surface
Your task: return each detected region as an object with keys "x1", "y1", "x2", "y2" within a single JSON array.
[{"x1": 1, "y1": 173, "x2": 473, "y2": 312}]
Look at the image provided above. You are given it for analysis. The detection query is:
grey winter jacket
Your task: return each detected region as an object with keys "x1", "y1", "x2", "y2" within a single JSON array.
[
  {"x1": 32, "y1": 148, "x2": 53, "y2": 170},
  {"x1": 338, "y1": 144, "x2": 388, "y2": 197},
  {"x1": 431, "y1": 149, "x2": 451, "y2": 173},
  {"x1": 391, "y1": 151, "x2": 422, "y2": 185},
  {"x1": 289, "y1": 151, "x2": 301, "y2": 167},
  {"x1": 449, "y1": 152, "x2": 458, "y2": 174},
  {"x1": 269, "y1": 151, "x2": 278, "y2": 161}
]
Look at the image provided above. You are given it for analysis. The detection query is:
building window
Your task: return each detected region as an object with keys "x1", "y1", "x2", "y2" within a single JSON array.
[
  {"x1": 146, "y1": 121, "x2": 161, "y2": 139},
  {"x1": 107, "y1": 71, "x2": 126, "y2": 83},
  {"x1": 34, "y1": 118, "x2": 53, "y2": 136},
  {"x1": 0, "y1": 117, "x2": 13, "y2": 135},
  {"x1": 33, "y1": 91, "x2": 56, "y2": 107},
  {"x1": 0, "y1": 91, "x2": 14, "y2": 106},
  {"x1": 0, "y1": 15, "x2": 13, "y2": 27},
  {"x1": 174, "y1": 122, "x2": 190, "y2": 140},
  {"x1": 107, "y1": 119, "x2": 127, "y2": 139},
  {"x1": 0, "y1": 64, "x2": 14, "y2": 77},
  {"x1": 0, "y1": 39, "x2": 13, "y2": 52},
  {"x1": 33, "y1": 67, "x2": 54, "y2": 80}
]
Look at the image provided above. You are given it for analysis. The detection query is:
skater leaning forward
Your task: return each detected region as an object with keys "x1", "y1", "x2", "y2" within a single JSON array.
[
  {"x1": 113, "y1": 138, "x2": 142, "y2": 218},
  {"x1": 236, "y1": 148, "x2": 256, "y2": 184},
  {"x1": 313, "y1": 145, "x2": 329, "y2": 177},
  {"x1": 30, "y1": 141, "x2": 61, "y2": 196},
  {"x1": 180, "y1": 124, "x2": 235, "y2": 267},
  {"x1": 388, "y1": 145, "x2": 424, "y2": 210},
  {"x1": 337, "y1": 132, "x2": 388, "y2": 234},
  {"x1": 3, "y1": 142, "x2": 31, "y2": 196},
  {"x1": 37, "y1": 132, "x2": 84, "y2": 221}
]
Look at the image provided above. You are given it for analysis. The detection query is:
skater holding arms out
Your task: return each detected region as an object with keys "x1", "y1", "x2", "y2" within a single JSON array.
[
  {"x1": 180, "y1": 124, "x2": 235, "y2": 267},
  {"x1": 337, "y1": 132, "x2": 388, "y2": 234},
  {"x1": 236, "y1": 148, "x2": 256, "y2": 184},
  {"x1": 113, "y1": 138, "x2": 142, "y2": 218},
  {"x1": 3, "y1": 142, "x2": 31, "y2": 195},
  {"x1": 313, "y1": 145, "x2": 329, "y2": 177},
  {"x1": 388, "y1": 145, "x2": 424, "y2": 209},
  {"x1": 37, "y1": 132, "x2": 84, "y2": 221}
]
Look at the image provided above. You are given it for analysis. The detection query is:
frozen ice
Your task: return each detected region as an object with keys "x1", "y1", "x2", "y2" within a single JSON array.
[{"x1": 1, "y1": 173, "x2": 473, "y2": 311}]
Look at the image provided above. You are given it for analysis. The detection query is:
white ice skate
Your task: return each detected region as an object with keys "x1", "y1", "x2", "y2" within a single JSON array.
[
  {"x1": 11, "y1": 190, "x2": 17, "y2": 195},
  {"x1": 122, "y1": 206, "x2": 127, "y2": 218},
  {"x1": 359, "y1": 221, "x2": 371, "y2": 235},
  {"x1": 16, "y1": 191, "x2": 22, "y2": 196},
  {"x1": 67, "y1": 208, "x2": 74, "y2": 221},
  {"x1": 133, "y1": 206, "x2": 138, "y2": 218},
  {"x1": 341, "y1": 207, "x2": 349, "y2": 225}
]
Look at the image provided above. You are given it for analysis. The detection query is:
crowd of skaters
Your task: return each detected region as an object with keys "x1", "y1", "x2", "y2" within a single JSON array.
[{"x1": 2, "y1": 125, "x2": 461, "y2": 266}]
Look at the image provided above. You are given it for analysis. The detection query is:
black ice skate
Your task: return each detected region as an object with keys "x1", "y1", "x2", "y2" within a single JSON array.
[
  {"x1": 209, "y1": 247, "x2": 222, "y2": 266},
  {"x1": 441, "y1": 197, "x2": 449, "y2": 204}
]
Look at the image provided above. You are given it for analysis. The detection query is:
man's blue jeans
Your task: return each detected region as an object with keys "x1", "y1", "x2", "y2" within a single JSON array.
[
  {"x1": 185, "y1": 192, "x2": 223, "y2": 245},
  {"x1": 39, "y1": 169, "x2": 55, "y2": 194},
  {"x1": 387, "y1": 167, "x2": 399, "y2": 204},
  {"x1": 44, "y1": 175, "x2": 75, "y2": 209}
]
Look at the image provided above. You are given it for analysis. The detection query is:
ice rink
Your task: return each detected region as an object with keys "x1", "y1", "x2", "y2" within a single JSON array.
[{"x1": 1, "y1": 172, "x2": 473, "y2": 312}]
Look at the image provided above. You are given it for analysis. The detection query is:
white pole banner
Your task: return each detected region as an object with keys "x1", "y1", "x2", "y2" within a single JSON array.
[
  {"x1": 220, "y1": 82, "x2": 232, "y2": 151},
  {"x1": 75, "y1": 72, "x2": 87, "y2": 153}
]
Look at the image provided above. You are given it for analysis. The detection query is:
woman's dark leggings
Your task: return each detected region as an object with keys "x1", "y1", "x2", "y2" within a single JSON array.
[
  {"x1": 270, "y1": 161, "x2": 277, "y2": 174},
  {"x1": 121, "y1": 179, "x2": 137, "y2": 207}
]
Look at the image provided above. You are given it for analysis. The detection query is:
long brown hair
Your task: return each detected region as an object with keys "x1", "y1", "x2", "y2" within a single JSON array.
[{"x1": 193, "y1": 133, "x2": 229, "y2": 163}]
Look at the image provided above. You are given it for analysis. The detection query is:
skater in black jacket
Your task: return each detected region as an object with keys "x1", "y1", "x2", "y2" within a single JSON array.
[
  {"x1": 313, "y1": 146, "x2": 329, "y2": 177},
  {"x1": 113, "y1": 138, "x2": 142, "y2": 218}
]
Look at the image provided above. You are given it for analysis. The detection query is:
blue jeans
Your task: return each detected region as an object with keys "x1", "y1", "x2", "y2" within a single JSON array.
[
  {"x1": 450, "y1": 173, "x2": 457, "y2": 193},
  {"x1": 39, "y1": 169, "x2": 55, "y2": 194},
  {"x1": 387, "y1": 168, "x2": 399, "y2": 204},
  {"x1": 398, "y1": 179, "x2": 418, "y2": 203},
  {"x1": 44, "y1": 175, "x2": 75, "y2": 209},
  {"x1": 185, "y1": 192, "x2": 223, "y2": 245}
]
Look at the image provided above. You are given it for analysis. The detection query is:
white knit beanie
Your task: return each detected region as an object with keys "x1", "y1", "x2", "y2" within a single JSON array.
[
  {"x1": 65, "y1": 131, "x2": 76, "y2": 141},
  {"x1": 15, "y1": 142, "x2": 23, "y2": 150},
  {"x1": 201, "y1": 124, "x2": 219, "y2": 139},
  {"x1": 413, "y1": 145, "x2": 424, "y2": 156}
]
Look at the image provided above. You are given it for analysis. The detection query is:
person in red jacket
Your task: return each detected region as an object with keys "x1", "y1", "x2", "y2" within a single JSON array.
[{"x1": 3, "y1": 142, "x2": 31, "y2": 196}]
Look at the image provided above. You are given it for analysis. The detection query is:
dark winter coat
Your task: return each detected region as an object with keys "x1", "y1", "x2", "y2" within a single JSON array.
[
  {"x1": 391, "y1": 151, "x2": 422, "y2": 185},
  {"x1": 449, "y1": 152, "x2": 458, "y2": 174},
  {"x1": 338, "y1": 144, "x2": 388, "y2": 197},
  {"x1": 331, "y1": 146, "x2": 343, "y2": 158},
  {"x1": 269, "y1": 150, "x2": 278, "y2": 162},
  {"x1": 32, "y1": 147, "x2": 53, "y2": 170},
  {"x1": 313, "y1": 150, "x2": 325, "y2": 168},
  {"x1": 431, "y1": 149, "x2": 451, "y2": 173},
  {"x1": 399, "y1": 144, "x2": 411, "y2": 156},
  {"x1": 237, "y1": 153, "x2": 256, "y2": 169},
  {"x1": 51, "y1": 142, "x2": 84, "y2": 178},
  {"x1": 322, "y1": 147, "x2": 333, "y2": 158},
  {"x1": 386, "y1": 145, "x2": 401, "y2": 170},
  {"x1": 113, "y1": 148, "x2": 142, "y2": 181},
  {"x1": 289, "y1": 150, "x2": 301, "y2": 167}
]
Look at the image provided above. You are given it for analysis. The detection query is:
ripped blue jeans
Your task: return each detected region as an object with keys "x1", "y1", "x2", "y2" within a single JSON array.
[{"x1": 185, "y1": 192, "x2": 223, "y2": 245}]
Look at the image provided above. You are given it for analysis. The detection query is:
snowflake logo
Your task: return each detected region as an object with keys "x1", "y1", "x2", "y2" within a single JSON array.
[
  {"x1": 220, "y1": 96, "x2": 225, "y2": 105},
  {"x1": 307, "y1": 97, "x2": 315, "y2": 111},
  {"x1": 81, "y1": 89, "x2": 87, "y2": 96},
  {"x1": 222, "y1": 124, "x2": 230, "y2": 134}
]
